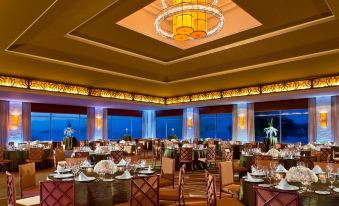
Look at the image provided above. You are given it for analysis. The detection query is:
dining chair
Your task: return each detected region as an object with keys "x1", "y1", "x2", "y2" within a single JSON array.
[
  {"x1": 54, "y1": 147, "x2": 65, "y2": 167},
  {"x1": 159, "y1": 165, "x2": 186, "y2": 205},
  {"x1": 74, "y1": 151, "x2": 89, "y2": 159},
  {"x1": 152, "y1": 144, "x2": 162, "y2": 167},
  {"x1": 219, "y1": 161, "x2": 240, "y2": 198},
  {"x1": 320, "y1": 148, "x2": 331, "y2": 162},
  {"x1": 206, "y1": 171, "x2": 243, "y2": 206},
  {"x1": 299, "y1": 156, "x2": 317, "y2": 169},
  {"x1": 26, "y1": 147, "x2": 43, "y2": 169},
  {"x1": 159, "y1": 157, "x2": 175, "y2": 188},
  {"x1": 19, "y1": 163, "x2": 40, "y2": 198},
  {"x1": 0, "y1": 146, "x2": 12, "y2": 171},
  {"x1": 199, "y1": 145, "x2": 217, "y2": 168},
  {"x1": 124, "y1": 145, "x2": 133, "y2": 154},
  {"x1": 65, "y1": 157, "x2": 87, "y2": 165},
  {"x1": 136, "y1": 142, "x2": 148, "y2": 158},
  {"x1": 207, "y1": 139, "x2": 214, "y2": 146},
  {"x1": 300, "y1": 150, "x2": 311, "y2": 157},
  {"x1": 179, "y1": 147, "x2": 193, "y2": 170},
  {"x1": 40, "y1": 180, "x2": 75, "y2": 206},
  {"x1": 222, "y1": 148, "x2": 233, "y2": 161},
  {"x1": 115, "y1": 175, "x2": 160, "y2": 206},
  {"x1": 332, "y1": 150, "x2": 339, "y2": 163},
  {"x1": 6, "y1": 171, "x2": 40, "y2": 206},
  {"x1": 111, "y1": 150, "x2": 124, "y2": 164},
  {"x1": 253, "y1": 186, "x2": 299, "y2": 206}
]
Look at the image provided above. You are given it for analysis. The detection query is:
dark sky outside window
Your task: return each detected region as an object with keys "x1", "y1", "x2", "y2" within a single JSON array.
[
  {"x1": 200, "y1": 113, "x2": 232, "y2": 140},
  {"x1": 255, "y1": 109, "x2": 308, "y2": 144},
  {"x1": 107, "y1": 116, "x2": 142, "y2": 140},
  {"x1": 31, "y1": 112, "x2": 87, "y2": 141},
  {"x1": 156, "y1": 116, "x2": 183, "y2": 139}
]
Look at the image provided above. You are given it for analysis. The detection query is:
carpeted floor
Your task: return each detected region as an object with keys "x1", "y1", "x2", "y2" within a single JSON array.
[{"x1": 0, "y1": 163, "x2": 244, "y2": 206}]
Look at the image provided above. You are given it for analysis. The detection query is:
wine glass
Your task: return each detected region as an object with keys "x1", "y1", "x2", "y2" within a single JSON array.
[
  {"x1": 326, "y1": 164, "x2": 333, "y2": 176},
  {"x1": 328, "y1": 173, "x2": 336, "y2": 189}
]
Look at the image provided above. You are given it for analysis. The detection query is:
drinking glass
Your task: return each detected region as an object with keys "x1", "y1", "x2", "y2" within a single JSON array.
[
  {"x1": 326, "y1": 164, "x2": 333, "y2": 176},
  {"x1": 328, "y1": 173, "x2": 336, "y2": 189}
]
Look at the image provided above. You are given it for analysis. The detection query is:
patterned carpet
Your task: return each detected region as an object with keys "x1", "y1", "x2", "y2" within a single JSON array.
[{"x1": 0, "y1": 163, "x2": 244, "y2": 206}]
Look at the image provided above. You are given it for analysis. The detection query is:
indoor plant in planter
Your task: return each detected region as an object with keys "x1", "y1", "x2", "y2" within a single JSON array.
[
  {"x1": 63, "y1": 121, "x2": 77, "y2": 150},
  {"x1": 263, "y1": 118, "x2": 278, "y2": 152}
]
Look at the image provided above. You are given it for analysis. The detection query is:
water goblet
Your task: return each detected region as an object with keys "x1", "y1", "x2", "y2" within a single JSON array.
[{"x1": 328, "y1": 173, "x2": 336, "y2": 189}]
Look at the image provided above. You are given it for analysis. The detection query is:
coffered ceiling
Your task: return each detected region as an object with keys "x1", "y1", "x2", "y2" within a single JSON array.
[{"x1": 1, "y1": 0, "x2": 339, "y2": 98}]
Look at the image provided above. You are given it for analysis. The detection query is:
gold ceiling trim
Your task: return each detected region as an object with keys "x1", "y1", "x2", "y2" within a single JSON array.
[{"x1": 0, "y1": 74, "x2": 339, "y2": 105}]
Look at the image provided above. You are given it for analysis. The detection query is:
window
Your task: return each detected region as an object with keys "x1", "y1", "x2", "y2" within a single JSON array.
[
  {"x1": 107, "y1": 116, "x2": 142, "y2": 140},
  {"x1": 156, "y1": 116, "x2": 183, "y2": 139},
  {"x1": 254, "y1": 109, "x2": 308, "y2": 144},
  {"x1": 31, "y1": 112, "x2": 87, "y2": 142},
  {"x1": 199, "y1": 113, "x2": 232, "y2": 140}
]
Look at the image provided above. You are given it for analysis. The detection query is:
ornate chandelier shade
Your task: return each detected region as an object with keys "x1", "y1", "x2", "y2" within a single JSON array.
[{"x1": 155, "y1": 0, "x2": 224, "y2": 41}]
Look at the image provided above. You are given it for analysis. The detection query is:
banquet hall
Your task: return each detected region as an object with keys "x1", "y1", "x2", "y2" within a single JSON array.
[{"x1": 1, "y1": 0, "x2": 339, "y2": 205}]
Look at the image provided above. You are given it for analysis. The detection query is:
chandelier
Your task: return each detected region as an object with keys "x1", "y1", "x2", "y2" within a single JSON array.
[{"x1": 155, "y1": 0, "x2": 224, "y2": 41}]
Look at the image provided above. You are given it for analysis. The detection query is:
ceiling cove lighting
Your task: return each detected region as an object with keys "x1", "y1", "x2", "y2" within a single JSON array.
[{"x1": 155, "y1": 0, "x2": 224, "y2": 41}]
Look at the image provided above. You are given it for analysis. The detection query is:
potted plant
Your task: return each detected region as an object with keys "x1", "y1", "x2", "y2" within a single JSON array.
[
  {"x1": 63, "y1": 121, "x2": 77, "y2": 150},
  {"x1": 263, "y1": 118, "x2": 278, "y2": 151}
]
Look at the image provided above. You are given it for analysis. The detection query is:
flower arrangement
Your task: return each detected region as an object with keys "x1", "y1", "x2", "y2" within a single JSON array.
[
  {"x1": 286, "y1": 166, "x2": 318, "y2": 183},
  {"x1": 94, "y1": 160, "x2": 117, "y2": 174},
  {"x1": 64, "y1": 121, "x2": 75, "y2": 137},
  {"x1": 302, "y1": 143, "x2": 316, "y2": 151},
  {"x1": 267, "y1": 148, "x2": 280, "y2": 157}
]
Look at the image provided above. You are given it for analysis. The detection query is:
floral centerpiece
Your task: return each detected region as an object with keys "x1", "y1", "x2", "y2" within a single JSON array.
[
  {"x1": 286, "y1": 166, "x2": 318, "y2": 183},
  {"x1": 94, "y1": 160, "x2": 117, "y2": 174},
  {"x1": 267, "y1": 148, "x2": 280, "y2": 157},
  {"x1": 263, "y1": 118, "x2": 278, "y2": 151}
]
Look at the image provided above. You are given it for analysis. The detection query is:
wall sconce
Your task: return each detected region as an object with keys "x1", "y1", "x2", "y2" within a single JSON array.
[
  {"x1": 239, "y1": 115, "x2": 245, "y2": 129},
  {"x1": 11, "y1": 114, "x2": 20, "y2": 130},
  {"x1": 96, "y1": 116, "x2": 102, "y2": 129},
  {"x1": 187, "y1": 117, "x2": 193, "y2": 128},
  {"x1": 320, "y1": 112, "x2": 327, "y2": 128}
]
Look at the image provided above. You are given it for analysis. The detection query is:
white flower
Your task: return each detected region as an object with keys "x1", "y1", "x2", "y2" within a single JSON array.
[
  {"x1": 286, "y1": 166, "x2": 318, "y2": 183},
  {"x1": 94, "y1": 160, "x2": 117, "y2": 174}
]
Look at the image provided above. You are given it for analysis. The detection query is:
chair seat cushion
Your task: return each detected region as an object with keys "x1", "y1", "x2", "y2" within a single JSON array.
[
  {"x1": 22, "y1": 186, "x2": 40, "y2": 198},
  {"x1": 159, "y1": 188, "x2": 179, "y2": 201},
  {"x1": 160, "y1": 177, "x2": 173, "y2": 187},
  {"x1": 222, "y1": 184, "x2": 240, "y2": 196},
  {"x1": 16, "y1": 195, "x2": 40, "y2": 206}
]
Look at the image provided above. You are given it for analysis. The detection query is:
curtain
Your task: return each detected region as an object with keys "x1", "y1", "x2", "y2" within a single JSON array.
[
  {"x1": 142, "y1": 110, "x2": 156, "y2": 138},
  {"x1": 22, "y1": 102, "x2": 31, "y2": 142},
  {"x1": 332, "y1": 96, "x2": 339, "y2": 143},
  {"x1": 87, "y1": 107, "x2": 95, "y2": 141},
  {"x1": 308, "y1": 98, "x2": 317, "y2": 143},
  {"x1": 103, "y1": 108, "x2": 108, "y2": 140},
  {"x1": 193, "y1": 107, "x2": 199, "y2": 139},
  {"x1": 247, "y1": 103, "x2": 255, "y2": 142},
  {"x1": 0, "y1": 100, "x2": 9, "y2": 146},
  {"x1": 232, "y1": 104, "x2": 238, "y2": 141}
]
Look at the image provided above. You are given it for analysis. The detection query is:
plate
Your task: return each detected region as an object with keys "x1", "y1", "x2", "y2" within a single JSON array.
[
  {"x1": 75, "y1": 177, "x2": 96, "y2": 182},
  {"x1": 251, "y1": 173, "x2": 265, "y2": 176},
  {"x1": 80, "y1": 165, "x2": 94, "y2": 168},
  {"x1": 333, "y1": 188, "x2": 339, "y2": 193},
  {"x1": 115, "y1": 175, "x2": 132, "y2": 180},
  {"x1": 54, "y1": 174, "x2": 74, "y2": 179},
  {"x1": 275, "y1": 185, "x2": 299, "y2": 191},
  {"x1": 54, "y1": 169, "x2": 71, "y2": 173},
  {"x1": 102, "y1": 178, "x2": 114, "y2": 182},
  {"x1": 139, "y1": 170, "x2": 155, "y2": 174},
  {"x1": 258, "y1": 184, "x2": 271, "y2": 187},
  {"x1": 315, "y1": 190, "x2": 330, "y2": 195},
  {"x1": 244, "y1": 178, "x2": 264, "y2": 183}
]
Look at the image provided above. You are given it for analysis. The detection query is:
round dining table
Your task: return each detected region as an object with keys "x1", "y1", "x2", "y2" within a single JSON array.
[
  {"x1": 240, "y1": 177, "x2": 339, "y2": 206},
  {"x1": 3, "y1": 148, "x2": 53, "y2": 171}
]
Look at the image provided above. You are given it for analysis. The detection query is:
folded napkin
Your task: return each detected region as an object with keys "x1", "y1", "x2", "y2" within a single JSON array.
[
  {"x1": 276, "y1": 164, "x2": 287, "y2": 172},
  {"x1": 118, "y1": 159, "x2": 126, "y2": 166},
  {"x1": 121, "y1": 170, "x2": 131, "y2": 178},
  {"x1": 247, "y1": 172, "x2": 255, "y2": 181},
  {"x1": 312, "y1": 165, "x2": 323, "y2": 173},
  {"x1": 277, "y1": 178, "x2": 293, "y2": 189},
  {"x1": 78, "y1": 172, "x2": 89, "y2": 181}
]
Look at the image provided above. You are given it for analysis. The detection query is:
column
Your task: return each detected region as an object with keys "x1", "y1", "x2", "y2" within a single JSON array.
[
  {"x1": 182, "y1": 108, "x2": 198, "y2": 142},
  {"x1": 316, "y1": 96, "x2": 333, "y2": 142},
  {"x1": 0, "y1": 100, "x2": 9, "y2": 146},
  {"x1": 8, "y1": 102, "x2": 23, "y2": 145},
  {"x1": 142, "y1": 110, "x2": 156, "y2": 139},
  {"x1": 94, "y1": 107, "x2": 104, "y2": 140}
]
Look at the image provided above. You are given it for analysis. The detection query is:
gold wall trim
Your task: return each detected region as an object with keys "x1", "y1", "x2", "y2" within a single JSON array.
[{"x1": 0, "y1": 74, "x2": 339, "y2": 105}]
